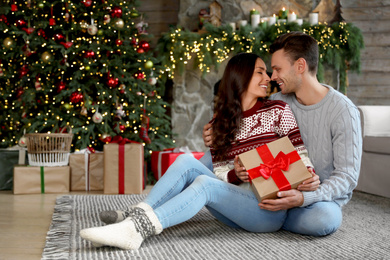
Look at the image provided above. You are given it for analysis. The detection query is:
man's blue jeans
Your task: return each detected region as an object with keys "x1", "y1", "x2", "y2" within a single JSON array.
[{"x1": 143, "y1": 153, "x2": 342, "y2": 236}]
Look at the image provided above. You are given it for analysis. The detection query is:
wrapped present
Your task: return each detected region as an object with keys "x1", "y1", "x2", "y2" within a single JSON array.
[
  {"x1": 103, "y1": 139, "x2": 144, "y2": 194},
  {"x1": 238, "y1": 136, "x2": 311, "y2": 202},
  {"x1": 0, "y1": 148, "x2": 28, "y2": 190},
  {"x1": 69, "y1": 149, "x2": 104, "y2": 191},
  {"x1": 13, "y1": 166, "x2": 70, "y2": 194},
  {"x1": 151, "y1": 147, "x2": 205, "y2": 180}
]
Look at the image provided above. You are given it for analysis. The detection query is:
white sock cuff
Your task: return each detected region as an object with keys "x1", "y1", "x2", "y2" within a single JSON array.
[
  {"x1": 145, "y1": 209, "x2": 163, "y2": 235},
  {"x1": 135, "y1": 202, "x2": 153, "y2": 212}
]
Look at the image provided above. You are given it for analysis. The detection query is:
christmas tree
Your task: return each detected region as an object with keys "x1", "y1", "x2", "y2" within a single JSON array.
[{"x1": 0, "y1": 1, "x2": 174, "y2": 161}]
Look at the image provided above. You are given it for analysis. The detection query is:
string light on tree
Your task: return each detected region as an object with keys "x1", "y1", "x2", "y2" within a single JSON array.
[{"x1": 0, "y1": 0, "x2": 174, "y2": 172}]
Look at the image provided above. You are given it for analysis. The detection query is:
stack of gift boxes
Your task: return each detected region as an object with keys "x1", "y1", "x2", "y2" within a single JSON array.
[
  {"x1": 3, "y1": 132, "x2": 310, "y2": 199},
  {"x1": 1, "y1": 136, "x2": 205, "y2": 195}
]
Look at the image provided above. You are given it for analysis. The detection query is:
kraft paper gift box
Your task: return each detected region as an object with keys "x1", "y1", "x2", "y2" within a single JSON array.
[
  {"x1": 13, "y1": 166, "x2": 70, "y2": 194},
  {"x1": 238, "y1": 136, "x2": 311, "y2": 202},
  {"x1": 69, "y1": 151, "x2": 104, "y2": 191},
  {"x1": 0, "y1": 148, "x2": 28, "y2": 190},
  {"x1": 151, "y1": 147, "x2": 204, "y2": 180},
  {"x1": 104, "y1": 142, "x2": 144, "y2": 194}
]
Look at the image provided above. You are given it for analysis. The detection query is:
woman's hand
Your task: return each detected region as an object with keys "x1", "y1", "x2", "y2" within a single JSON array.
[
  {"x1": 297, "y1": 167, "x2": 320, "y2": 191},
  {"x1": 234, "y1": 156, "x2": 250, "y2": 182},
  {"x1": 202, "y1": 123, "x2": 213, "y2": 147}
]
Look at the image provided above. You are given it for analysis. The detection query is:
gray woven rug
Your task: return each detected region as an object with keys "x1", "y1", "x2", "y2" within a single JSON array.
[{"x1": 42, "y1": 191, "x2": 390, "y2": 260}]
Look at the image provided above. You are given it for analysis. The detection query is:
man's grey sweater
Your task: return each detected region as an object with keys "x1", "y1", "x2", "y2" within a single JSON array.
[{"x1": 270, "y1": 85, "x2": 362, "y2": 207}]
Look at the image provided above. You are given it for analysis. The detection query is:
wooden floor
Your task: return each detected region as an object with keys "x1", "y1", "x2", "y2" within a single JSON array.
[{"x1": 0, "y1": 187, "x2": 152, "y2": 260}]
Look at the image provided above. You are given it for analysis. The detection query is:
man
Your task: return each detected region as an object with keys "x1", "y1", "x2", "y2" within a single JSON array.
[{"x1": 202, "y1": 31, "x2": 362, "y2": 236}]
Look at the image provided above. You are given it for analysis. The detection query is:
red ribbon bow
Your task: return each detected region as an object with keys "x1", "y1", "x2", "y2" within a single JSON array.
[
  {"x1": 247, "y1": 145, "x2": 301, "y2": 192},
  {"x1": 257, "y1": 152, "x2": 290, "y2": 180}
]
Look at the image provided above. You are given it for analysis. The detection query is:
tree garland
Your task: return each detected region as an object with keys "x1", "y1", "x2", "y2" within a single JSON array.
[{"x1": 157, "y1": 21, "x2": 364, "y2": 94}]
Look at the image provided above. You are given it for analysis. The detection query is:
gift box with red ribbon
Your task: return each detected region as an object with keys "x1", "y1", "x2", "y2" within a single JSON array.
[
  {"x1": 151, "y1": 147, "x2": 204, "y2": 181},
  {"x1": 69, "y1": 148, "x2": 104, "y2": 191},
  {"x1": 238, "y1": 136, "x2": 311, "y2": 202},
  {"x1": 103, "y1": 136, "x2": 144, "y2": 194},
  {"x1": 13, "y1": 166, "x2": 70, "y2": 194}
]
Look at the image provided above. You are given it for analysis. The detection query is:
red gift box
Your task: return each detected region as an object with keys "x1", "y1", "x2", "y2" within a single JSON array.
[{"x1": 151, "y1": 148, "x2": 204, "y2": 180}]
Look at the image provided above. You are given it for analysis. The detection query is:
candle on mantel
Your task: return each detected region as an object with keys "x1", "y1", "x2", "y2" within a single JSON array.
[
  {"x1": 250, "y1": 9, "x2": 260, "y2": 28},
  {"x1": 229, "y1": 22, "x2": 236, "y2": 31},
  {"x1": 269, "y1": 14, "x2": 276, "y2": 26},
  {"x1": 296, "y1": 18, "x2": 303, "y2": 25},
  {"x1": 309, "y1": 12, "x2": 318, "y2": 25},
  {"x1": 260, "y1": 19, "x2": 268, "y2": 29},
  {"x1": 238, "y1": 20, "x2": 248, "y2": 28},
  {"x1": 287, "y1": 12, "x2": 296, "y2": 23},
  {"x1": 279, "y1": 7, "x2": 288, "y2": 19}
]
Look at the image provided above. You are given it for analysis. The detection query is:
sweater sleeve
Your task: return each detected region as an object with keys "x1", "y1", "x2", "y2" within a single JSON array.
[
  {"x1": 301, "y1": 106, "x2": 362, "y2": 207},
  {"x1": 213, "y1": 160, "x2": 243, "y2": 185},
  {"x1": 213, "y1": 161, "x2": 232, "y2": 182}
]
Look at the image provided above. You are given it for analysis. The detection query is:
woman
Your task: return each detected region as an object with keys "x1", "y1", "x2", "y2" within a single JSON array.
[{"x1": 80, "y1": 53, "x2": 319, "y2": 250}]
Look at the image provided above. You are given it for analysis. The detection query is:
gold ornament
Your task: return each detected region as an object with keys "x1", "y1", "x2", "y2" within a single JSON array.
[
  {"x1": 114, "y1": 18, "x2": 124, "y2": 29},
  {"x1": 3, "y1": 37, "x2": 14, "y2": 48},
  {"x1": 41, "y1": 51, "x2": 52, "y2": 62},
  {"x1": 63, "y1": 103, "x2": 72, "y2": 110}
]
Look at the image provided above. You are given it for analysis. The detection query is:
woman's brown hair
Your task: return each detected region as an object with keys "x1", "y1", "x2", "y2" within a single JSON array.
[{"x1": 212, "y1": 53, "x2": 260, "y2": 162}]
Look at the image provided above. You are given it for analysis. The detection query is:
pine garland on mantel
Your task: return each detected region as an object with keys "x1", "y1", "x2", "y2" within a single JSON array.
[{"x1": 157, "y1": 21, "x2": 364, "y2": 94}]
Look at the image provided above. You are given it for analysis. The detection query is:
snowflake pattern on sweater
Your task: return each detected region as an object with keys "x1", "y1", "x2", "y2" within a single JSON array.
[{"x1": 210, "y1": 100, "x2": 312, "y2": 184}]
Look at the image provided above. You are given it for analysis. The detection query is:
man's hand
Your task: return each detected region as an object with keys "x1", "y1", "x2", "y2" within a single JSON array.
[
  {"x1": 298, "y1": 168, "x2": 320, "y2": 191},
  {"x1": 258, "y1": 189, "x2": 304, "y2": 211},
  {"x1": 202, "y1": 123, "x2": 213, "y2": 147},
  {"x1": 234, "y1": 156, "x2": 250, "y2": 182}
]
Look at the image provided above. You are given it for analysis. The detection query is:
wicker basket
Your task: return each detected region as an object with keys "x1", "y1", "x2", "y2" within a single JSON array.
[{"x1": 25, "y1": 127, "x2": 73, "y2": 167}]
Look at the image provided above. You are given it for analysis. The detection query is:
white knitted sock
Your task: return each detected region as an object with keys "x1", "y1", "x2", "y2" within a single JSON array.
[
  {"x1": 81, "y1": 207, "x2": 162, "y2": 250},
  {"x1": 99, "y1": 202, "x2": 152, "y2": 224}
]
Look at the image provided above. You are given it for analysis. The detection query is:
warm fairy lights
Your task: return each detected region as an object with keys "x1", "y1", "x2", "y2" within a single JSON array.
[
  {"x1": 0, "y1": 0, "x2": 175, "y2": 153},
  {"x1": 159, "y1": 22, "x2": 363, "y2": 95}
]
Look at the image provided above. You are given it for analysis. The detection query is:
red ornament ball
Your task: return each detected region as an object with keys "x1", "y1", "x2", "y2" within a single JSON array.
[
  {"x1": 70, "y1": 91, "x2": 83, "y2": 103},
  {"x1": 16, "y1": 19, "x2": 27, "y2": 28},
  {"x1": 115, "y1": 39, "x2": 123, "y2": 46},
  {"x1": 37, "y1": 29, "x2": 47, "y2": 39},
  {"x1": 139, "y1": 41, "x2": 150, "y2": 52},
  {"x1": 135, "y1": 71, "x2": 145, "y2": 80},
  {"x1": 0, "y1": 15, "x2": 9, "y2": 25},
  {"x1": 57, "y1": 81, "x2": 66, "y2": 93},
  {"x1": 82, "y1": 0, "x2": 92, "y2": 7},
  {"x1": 111, "y1": 6, "x2": 122, "y2": 18},
  {"x1": 84, "y1": 50, "x2": 95, "y2": 58},
  {"x1": 54, "y1": 33, "x2": 65, "y2": 42},
  {"x1": 107, "y1": 77, "x2": 119, "y2": 87}
]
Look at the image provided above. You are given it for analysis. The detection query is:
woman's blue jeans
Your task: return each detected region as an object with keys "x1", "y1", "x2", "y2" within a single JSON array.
[{"x1": 143, "y1": 152, "x2": 342, "y2": 237}]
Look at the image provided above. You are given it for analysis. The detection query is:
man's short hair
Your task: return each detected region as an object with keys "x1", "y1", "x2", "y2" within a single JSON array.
[{"x1": 270, "y1": 31, "x2": 319, "y2": 75}]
